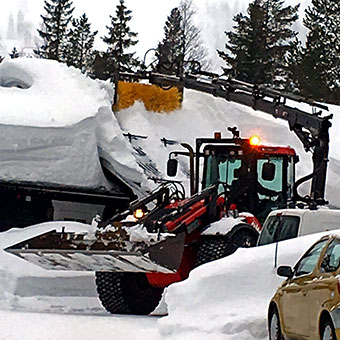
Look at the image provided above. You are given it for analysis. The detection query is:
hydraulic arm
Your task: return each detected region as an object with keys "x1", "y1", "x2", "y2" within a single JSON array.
[{"x1": 118, "y1": 71, "x2": 333, "y2": 204}]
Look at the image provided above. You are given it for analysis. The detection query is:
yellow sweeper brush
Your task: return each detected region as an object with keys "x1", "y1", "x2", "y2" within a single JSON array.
[{"x1": 113, "y1": 80, "x2": 182, "y2": 113}]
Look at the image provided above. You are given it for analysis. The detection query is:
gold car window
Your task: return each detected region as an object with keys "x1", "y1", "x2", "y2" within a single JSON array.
[
  {"x1": 320, "y1": 239, "x2": 340, "y2": 273},
  {"x1": 295, "y1": 239, "x2": 328, "y2": 277}
]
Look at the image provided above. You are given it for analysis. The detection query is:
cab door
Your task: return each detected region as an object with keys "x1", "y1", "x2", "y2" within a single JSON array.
[{"x1": 279, "y1": 239, "x2": 328, "y2": 338}]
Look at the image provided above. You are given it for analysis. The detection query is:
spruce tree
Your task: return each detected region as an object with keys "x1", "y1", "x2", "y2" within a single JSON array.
[
  {"x1": 218, "y1": 0, "x2": 299, "y2": 88},
  {"x1": 37, "y1": 0, "x2": 74, "y2": 61},
  {"x1": 218, "y1": 1, "x2": 268, "y2": 83},
  {"x1": 102, "y1": 0, "x2": 139, "y2": 78},
  {"x1": 285, "y1": 37, "x2": 304, "y2": 93},
  {"x1": 10, "y1": 47, "x2": 20, "y2": 59},
  {"x1": 179, "y1": 0, "x2": 211, "y2": 72},
  {"x1": 298, "y1": 0, "x2": 340, "y2": 103},
  {"x1": 65, "y1": 14, "x2": 97, "y2": 73},
  {"x1": 156, "y1": 8, "x2": 184, "y2": 75}
]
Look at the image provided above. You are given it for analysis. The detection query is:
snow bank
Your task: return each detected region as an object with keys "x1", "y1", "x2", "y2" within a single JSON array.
[
  {"x1": 158, "y1": 231, "x2": 337, "y2": 339},
  {"x1": 0, "y1": 58, "x2": 145, "y2": 192},
  {"x1": 0, "y1": 221, "x2": 93, "y2": 278},
  {"x1": 0, "y1": 222, "x2": 101, "y2": 313},
  {"x1": 0, "y1": 58, "x2": 106, "y2": 127},
  {"x1": 116, "y1": 90, "x2": 340, "y2": 206},
  {"x1": 1, "y1": 57, "x2": 339, "y2": 201}
]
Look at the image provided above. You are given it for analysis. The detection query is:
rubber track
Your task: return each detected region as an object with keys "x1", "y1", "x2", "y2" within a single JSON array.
[
  {"x1": 95, "y1": 272, "x2": 131, "y2": 314},
  {"x1": 194, "y1": 237, "x2": 236, "y2": 267}
]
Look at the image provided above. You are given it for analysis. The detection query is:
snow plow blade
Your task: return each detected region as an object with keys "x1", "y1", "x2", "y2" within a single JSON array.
[
  {"x1": 4, "y1": 229, "x2": 186, "y2": 274},
  {"x1": 113, "y1": 80, "x2": 182, "y2": 112}
]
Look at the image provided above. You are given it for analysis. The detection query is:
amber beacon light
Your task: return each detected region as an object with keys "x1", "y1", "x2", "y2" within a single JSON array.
[
  {"x1": 249, "y1": 135, "x2": 261, "y2": 146},
  {"x1": 133, "y1": 208, "x2": 145, "y2": 219}
]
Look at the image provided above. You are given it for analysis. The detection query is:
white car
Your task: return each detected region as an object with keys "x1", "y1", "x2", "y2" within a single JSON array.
[{"x1": 257, "y1": 208, "x2": 340, "y2": 246}]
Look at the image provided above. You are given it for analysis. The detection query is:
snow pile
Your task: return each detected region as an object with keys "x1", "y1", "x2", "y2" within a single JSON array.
[
  {"x1": 126, "y1": 224, "x2": 174, "y2": 244},
  {"x1": 0, "y1": 221, "x2": 110, "y2": 315},
  {"x1": 158, "y1": 231, "x2": 336, "y2": 339},
  {"x1": 0, "y1": 58, "x2": 105, "y2": 126},
  {"x1": 1, "y1": 57, "x2": 339, "y2": 202},
  {"x1": 0, "y1": 58, "x2": 145, "y2": 192},
  {"x1": 202, "y1": 216, "x2": 247, "y2": 235},
  {"x1": 0, "y1": 57, "x2": 340, "y2": 338},
  {"x1": 116, "y1": 90, "x2": 340, "y2": 207},
  {"x1": 0, "y1": 222, "x2": 93, "y2": 277}
]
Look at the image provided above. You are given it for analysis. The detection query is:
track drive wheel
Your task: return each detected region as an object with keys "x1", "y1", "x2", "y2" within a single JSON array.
[
  {"x1": 230, "y1": 227, "x2": 258, "y2": 248},
  {"x1": 95, "y1": 272, "x2": 164, "y2": 315}
]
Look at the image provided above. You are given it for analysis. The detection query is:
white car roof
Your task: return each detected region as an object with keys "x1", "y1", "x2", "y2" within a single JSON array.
[{"x1": 267, "y1": 207, "x2": 340, "y2": 218}]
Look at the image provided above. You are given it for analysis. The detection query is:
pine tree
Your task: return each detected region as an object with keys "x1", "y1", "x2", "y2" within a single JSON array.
[
  {"x1": 285, "y1": 37, "x2": 304, "y2": 93},
  {"x1": 65, "y1": 14, "x2": 97, "y2": 73},
  {"x1": 10, "y1": 47, "x2": 20, "y2": 59},
  {"x1": 102, "y1": 0, "x2": 139, "y2": 78},
  {"x1": 156, "y1": 8, "x2": 184, "y2": 75},
  {"x1": 298, "y1": 0, "x2": 340, "y2": 103},
  {"x1": 37, "y1": 0, "x2": 74, "y2": 61},
  {"x1": 218, "y1": 2, "x2": 268, "y2": 83},
  {"x1": 218, "y1": 0, "x2": 299, "y2": 88},
  {"x1": 179, "y1": 0, "x2": 211, "y2": 72}
]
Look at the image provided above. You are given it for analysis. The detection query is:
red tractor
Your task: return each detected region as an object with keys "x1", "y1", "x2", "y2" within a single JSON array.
[
  {"x1": 5, "y1": 71, "x2": 332, "y2": 315},
  {"x1": 5, "y1": 130, "x2": 299, "y2": 314}
]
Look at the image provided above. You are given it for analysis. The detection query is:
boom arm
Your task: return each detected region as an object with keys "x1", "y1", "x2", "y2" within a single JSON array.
[{"x1": 117, "y1": 71, "x2": 333, "y2": 204}]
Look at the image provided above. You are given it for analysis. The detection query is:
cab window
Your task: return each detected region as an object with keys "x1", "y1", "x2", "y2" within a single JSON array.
[
  {"x1": 294, "y1": 239, "x2": 328, "y2": 277},
  {"x1": 257, "y1": 158, "x2": 283, "y2": 196},
  {"x1": 320, "y1": 239, "x2": 340, "y2": 273},
  {"x1": 205, "y1": 154, "x2": 242, "y2": 194}
]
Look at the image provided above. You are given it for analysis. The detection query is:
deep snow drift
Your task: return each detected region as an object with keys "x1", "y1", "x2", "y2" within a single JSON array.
[
  {"x1": 159, "y1": 231, "x2": 333, "y2": 339},
  {"x1": 0, "y1": 221, "x2": 335, "y2": 340},
  {"x1": 1, "y1": 57, "x2": 339, "y2": 204},
  {"x1": 116, "y1": 92, "x2": 340, "y2": 207},
  {"x1": 0, "y1": 58, "x2": 145, "y2": 194}
]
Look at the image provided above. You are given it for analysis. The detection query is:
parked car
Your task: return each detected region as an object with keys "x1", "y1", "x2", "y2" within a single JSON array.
[
  {"x1": 268, "y1": 233, "x2": 340, "y2": 340},
  {"x1": 257, "y1": 208, "x2": 340, "y2": 246}
]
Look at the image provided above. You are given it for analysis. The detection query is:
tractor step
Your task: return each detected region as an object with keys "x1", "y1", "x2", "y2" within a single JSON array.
[{"x1": 5, "y1": 229, "x2": 186, "y2": 274}]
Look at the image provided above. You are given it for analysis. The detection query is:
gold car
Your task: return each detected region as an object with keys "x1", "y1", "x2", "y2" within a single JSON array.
[{"x1": 268, "y1": 234, "x2": 340, "y2": 340}]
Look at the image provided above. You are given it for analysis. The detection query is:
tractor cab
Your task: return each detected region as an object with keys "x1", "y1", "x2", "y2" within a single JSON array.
[{"x1": 200, "y1": 135, "x2": 297, "y2": 220}]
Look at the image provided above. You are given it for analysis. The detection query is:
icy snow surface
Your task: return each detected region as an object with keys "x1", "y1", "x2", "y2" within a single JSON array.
[
  {"x1": 202, "y1": 216, "x2": 246, "y2": 235},
  {"x1": 1, "y1": 57, "x2": 340, "y2": 339},
  {"x1": 0, "y1": 222, "x2": 338, "y2": 339}
]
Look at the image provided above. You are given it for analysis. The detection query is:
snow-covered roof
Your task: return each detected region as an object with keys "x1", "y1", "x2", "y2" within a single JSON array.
[{"x1": 0, "y1": 58, "x2": 146, "y2": 194}]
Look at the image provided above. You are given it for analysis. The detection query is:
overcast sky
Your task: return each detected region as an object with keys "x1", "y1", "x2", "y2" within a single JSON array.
[{"x1": 0, "y1": 0, "x2": 310, "y2": 71}]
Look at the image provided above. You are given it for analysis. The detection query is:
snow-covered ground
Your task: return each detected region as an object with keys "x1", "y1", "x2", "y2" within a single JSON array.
[
  {"x1": 1, "y1": 57, "x2": 340, "y2": 339},
  {"x1": 0, "y1": 221, "x2": 334, "y2": 339}
]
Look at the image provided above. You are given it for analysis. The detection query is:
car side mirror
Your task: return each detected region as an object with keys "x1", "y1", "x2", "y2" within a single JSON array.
[
  {"x1": 262, "y1": 163, "x2": 275, "y2": 181},
  {"x1": 277, "y1": 265, "x2": 293, "y2": 278},
  {"x1": 167, "y1": 158, "x2": 178, "y2": 177}
]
